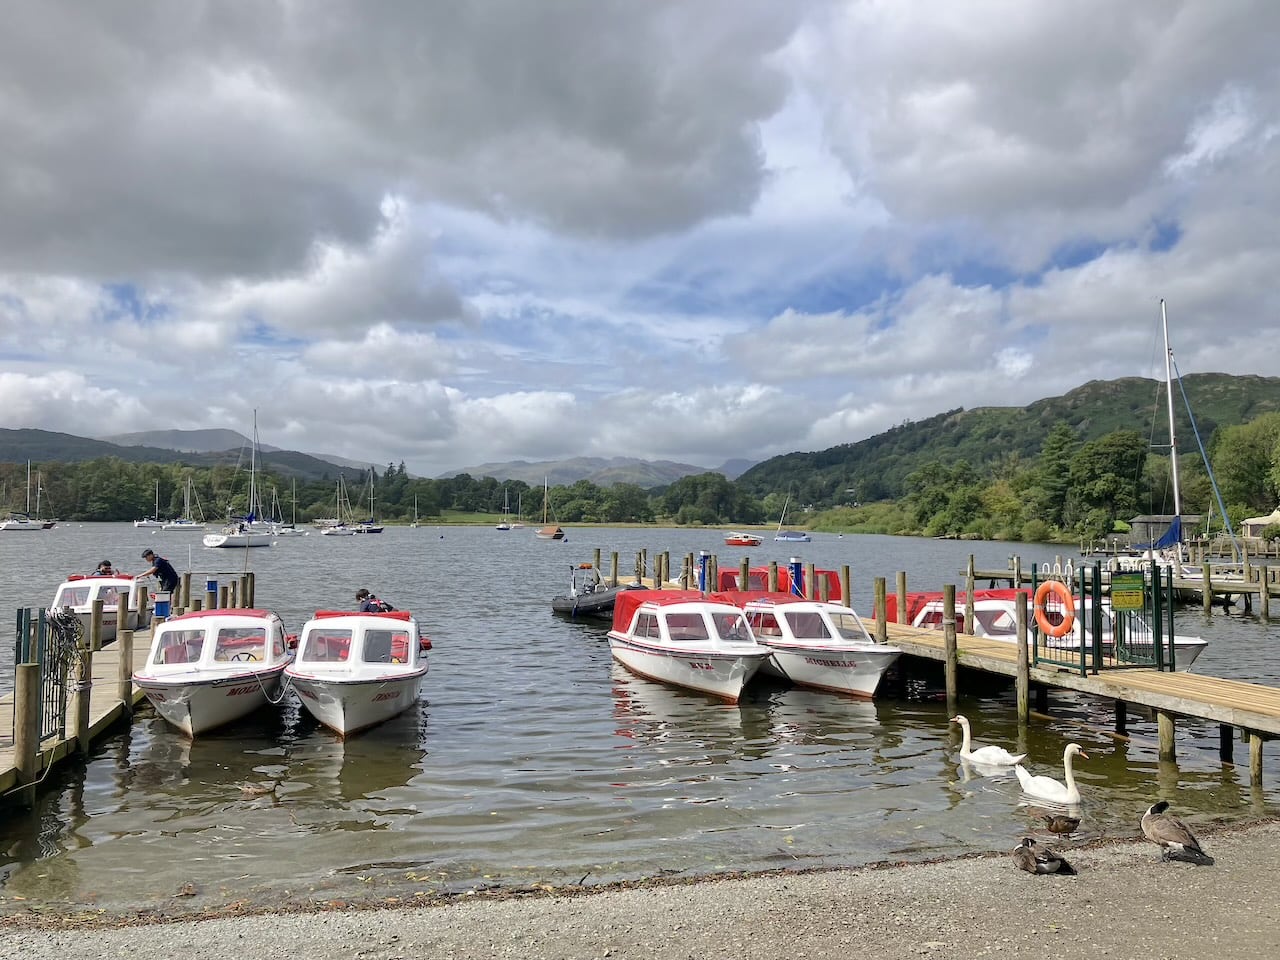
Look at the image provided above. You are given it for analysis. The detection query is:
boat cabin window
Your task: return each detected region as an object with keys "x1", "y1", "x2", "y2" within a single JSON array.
[
  {"x1": 156, "y1": 629, "x2": 207, "y2": 665},
  {"x1": 974, "y1": 608, "x2": 1017, "y2": 636},
  {"x1": 828, "y1": 611, "x2": 865, "y2": 640},
  {"x1": 97, "y1": 585, "x2": 123, "y2": 606},
  {"x1": 783, "y1": 611, "x2": 831, "y2": 640},
  {"x1": 664, "y1": 613, "x2": 708, "y2": 642},
  {"x1": 748, "y1": 612, "x2": 783, "y2": 637},
  {"x1": 712, "y1": 612, "x2": 751, "y2": 641},
  {"x1": 302, "y1": 630, "x2": 353, "y2": 662},
  {"x1": 55, "y1": 586, "x2": 91, "y2": 607},
  {"x1": 634, "y1": 612, "x2": 661, "y2": 640},
  {"x1": 214, "y1": 627, "x2": 267, "y2": 661},
  {"x1": 362, "y1": 629, "x2": 408, "y2": 664}
]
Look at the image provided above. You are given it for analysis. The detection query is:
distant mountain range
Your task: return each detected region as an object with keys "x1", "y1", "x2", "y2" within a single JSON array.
[
  {"x1": 438, "y1": 456, "x2": 754, "y2": 487},
  {"x1": 104, "y1": 429, "x2": 371, "y2": 471}
]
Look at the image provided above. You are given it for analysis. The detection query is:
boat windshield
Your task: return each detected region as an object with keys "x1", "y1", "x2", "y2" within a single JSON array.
[
  {"x1": 54, "y1": 586, "x2": 91, "y2": 606},
  {"x1": 974, "y1": 607, "x2": 1018, "y2": 636},
  {"x1": 826, "y1": 610, "x2": 868, "y2": 640},
  {"x1": 363, "y1": 630, "x2": 411, "y2": 664},
  {"x1": 783, "y1": 611, "x2": 832, "y2": 640},
  {"x1": 156, "y1": 629, "x2": 207, "y2": 665},
  {"x1": 664, "y1": 613, "x2": 709, "y2": 641},
  {"x1": 301, "y1": 630, "x2": 353, "y2": 663},
  {"x1": 710, "y1": 612, "x2": 751, "y2": 641},
  {"x1": 214, "y1": 627, "x2": 268, "y2": 662}
]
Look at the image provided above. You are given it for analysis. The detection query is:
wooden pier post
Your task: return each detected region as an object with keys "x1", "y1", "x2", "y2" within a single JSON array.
[
  {"x1": 896, "y1": 572, "x2": 907, "y2": 624},
  {"x1": 89, "y1": 598, "x2": 104, "y2": 652},
  {"x1": 840, "y1": 566, "x2": 851, "y2": 607},
  {"x1": 117, "y1": 629, "x2": 134, "y2": 714},
  {"x1": 805, "y1": 562, "x2": 817, "y2": 599},
  {"x1": 1220, "y1": 724, "x2": 1235, "y2": 764},
  {"x1": 1013, "y1": 555, "x2": 1023, "y2": 593},
  {"x1": 874, "y1": 577, "x2": 888, "y2": 643},
  {"x1": 1202, "y1": 560, "x2": 1213, "y2": 615},
  {"x1": 1260, "y1": 564, "x2": 1271, "y2": 623},
  {"x1": 245, "y1": 572, "x2": 256, "y2": 607},
  {"x1": 592, "y1": 548, "x2": 601, "y2": 575},
  {"x1": 610, "y1": 551, "x2": 619, "y2": 587},
  {"x1": 228, "y1": 579, "x2": 239, "y2": 608},
  {"x1": 708, "y1": 556, "x2": 719, "y2": 594},
  {"x1": 943, "y1": 585, "x2": 958, "y2": 715},
  {"x1": 768, "y1": 562, "x2": 780, "y2": 592},
  {"x1": 73, "y1": 650, "x2": 94, "y2": 755},
  {"x1": 964, "y1": 556, "x2": 975, "y2": 635},
  {"x1": 205, "y1": 579, "x2": 218, "y2": 611},
  {"x1": 1157, "y1": 710, "x2": 1176, "y2": 761},
  {"x1": 1250, "y1": 733, "x2": 1264, "y2": 784},
  {"x1": 191, "y1": 596, "x2": 203, "y2": 612},
  {"x1": 219, "y1": 584, "x2": 230, "y2": 609},
  {"x1": 740, "y1": 557, "x2": 749, "y2": 592},
  {"x1": 1015, "y1": 592, "x2": 1029, "y2": 724},
  {"x1": 180, "y1": 571, "x2": 192, "y2": 612},
  {"x1": 13, "y1": 663, "x2": 40, "y2": 809},
  {"x1": 661, "y1": 552, "x2": 670, "y2": 585}
]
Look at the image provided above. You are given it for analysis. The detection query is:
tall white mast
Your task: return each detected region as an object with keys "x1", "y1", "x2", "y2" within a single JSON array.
[{"x1": 1160, "y1": 299, "x2": 1181, "y2": 517}]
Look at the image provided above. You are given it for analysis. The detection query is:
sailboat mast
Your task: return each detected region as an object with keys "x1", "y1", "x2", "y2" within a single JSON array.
[{"x1": 1160, "y1": 299, "x2": 1181, "y2": 516}]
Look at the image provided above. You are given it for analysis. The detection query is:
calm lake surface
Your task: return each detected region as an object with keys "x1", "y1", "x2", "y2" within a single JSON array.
[{"x1": 1, "y1": 523, "x2": 1278, "y2": 913}]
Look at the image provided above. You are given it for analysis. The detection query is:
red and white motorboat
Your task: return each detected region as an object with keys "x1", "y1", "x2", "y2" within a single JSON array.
[
  {"x1": 132, "y1": 608, "x2": 294, "y2": 736},
  {"x1": 51, "y1": 573, "x2": 149, "y2": 643},
  {"x1": 723, "y1": 531, "x2": 763, "y2": 547},
  {"x1": 607, "y1": 590, "x2": 773, "y2": 702},
  {"x1": 718, "y1": 592, "x2": 902, "y2": 698},
  {"x1": 285, "y1": 610, "x2": 430, "y2": 737}
]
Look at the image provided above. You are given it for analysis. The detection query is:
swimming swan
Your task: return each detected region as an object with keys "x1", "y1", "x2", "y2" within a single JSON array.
[
  {"x1": 1014, "y1": 743, "x2": 1087, "y2": 804},
  {"x1": 951, "y1": 714, "x2": 1026, "y2": 765}
]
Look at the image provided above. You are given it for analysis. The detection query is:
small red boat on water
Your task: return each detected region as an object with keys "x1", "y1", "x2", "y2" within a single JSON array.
[{"x1": 723, "y1": 531, "x2": 764, "y2": 547}]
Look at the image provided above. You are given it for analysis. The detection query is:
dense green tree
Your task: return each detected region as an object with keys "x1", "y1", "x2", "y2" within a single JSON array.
[
  {"x1": 1210, "y1": 413, "x2": 1280, "y2": 513},
  {"x1": 1065, "y1": 430, "x2": 1147, "y2": 533}
]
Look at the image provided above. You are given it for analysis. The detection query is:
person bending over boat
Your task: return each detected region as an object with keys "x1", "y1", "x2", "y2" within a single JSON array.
[
  {"x1": 139, "y1": 549, "x2": 180, "y2": 594},
  {"x1": 94, "y1": 560, "x2": 116, "y2": 576},
  {"x1": 355, "y1": 588, "x2": 395, "y2": 613}
]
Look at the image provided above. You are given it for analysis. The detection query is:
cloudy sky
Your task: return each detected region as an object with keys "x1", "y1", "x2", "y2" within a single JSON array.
[{"x1": 2, "y1": 1, "x2": 1278, "y2": 476}]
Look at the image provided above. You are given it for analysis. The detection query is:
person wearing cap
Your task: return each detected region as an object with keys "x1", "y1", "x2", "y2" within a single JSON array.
[
  {"x1": 139, "y1": 549, "x2": 180, "y2": 594},
  {"x1": 94, "y1": 560, "x2": 117, "y2": 576}
]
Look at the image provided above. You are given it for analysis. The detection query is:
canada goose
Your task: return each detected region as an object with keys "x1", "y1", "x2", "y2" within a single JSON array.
[
  {"x1": 1141, "y1": 800, "x2": 1215, "y2": 865},
  {"x1": 1014, "y1": 743, "x2": 1087, "y2": 804},
  {"x1": 951, "y1": 714, "x2": 1026, "y2": 765},
  {"x1": 1011, "y1": 837, "x2": 1076, "y2": 875}
]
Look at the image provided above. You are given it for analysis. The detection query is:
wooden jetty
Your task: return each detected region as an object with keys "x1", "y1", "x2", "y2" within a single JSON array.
[{"x1": 1, "y1": 570, "x2": 257, "y2": 810}]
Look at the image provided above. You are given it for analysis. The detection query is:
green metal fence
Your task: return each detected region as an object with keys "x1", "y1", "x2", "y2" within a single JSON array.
[{"x1": 12, "y1": 607, "x2": 83, "y2": 743}]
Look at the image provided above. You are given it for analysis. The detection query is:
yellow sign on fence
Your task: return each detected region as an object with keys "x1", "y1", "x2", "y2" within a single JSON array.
[{"x1": 1110, "y1": 572, "x2": 1146, "y2": 611}]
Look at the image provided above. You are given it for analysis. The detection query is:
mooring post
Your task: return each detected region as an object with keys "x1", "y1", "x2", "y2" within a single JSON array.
[
  {"x1": 219, "y1": 584, "x2": 230, "y2": 608},
  {"x1": 89, "y1": 598, "x2": 104, "y2": 652},
  {"x1": 1202, "y1": 560, "x2": 1213, "y2": 615},
  {"x1": 964, "y1": 556, "x2": 975, "y2": 635},
  {"x1": 943, "y1": 585, "x2": 958, "y2": 715},
  {"x1": 896, "y1": 571, "x2": 907, "y2": 624},
  {"x1": 840, "y1": 565, "x2": 851, "y2": 607},
  {"x1": 740, "y1": 557, "x2": 749, "y2": 591},
  {"x1": 609, "y1": 551, "x2": 619, "y2": 587},
  {"x1": 592, "y1": 547, "x2": 601, "y2": 575},
  {"x1": 205, "y1": 579, "x2": 218, "y2": 611},
  {"x1": 14, "y1": 662, "x2": 40, "y2": 809},
  {"x1": 180, "y1": 571, "x2": 192, "y2": 612},
  {"x1": 1015, "y1": 592, "x2": 1029, "y2": 724},
  {"x1": 1157, "y1": 710, "x2": 1177, "y2": 761},
  {"x1": 805, "y1": 562, "x2": 817, "y2": 600},
  {"x1": 1259, "y1": 564, "x2": 1271, "y2": 623},
  {"x1": 73, "y1": 649, "x2": 94, "y2": 755},
  {"x1": 768, "y1": 562, "x2": 780, "y2": 592},
  {"x1": 1013, "y1": 555, "x2": 1023, "y2": 592},
  {"x1": 1250, "y1": 733, "x2": 1264, "y2": 784},
  {"x1": 117, "y1": 629, "x2": 135, "y2": 713},
  {"x1": 874, "y1": 577, "x2": 887, "y2": 643},
  {"x1": 708, "y1": 555, "x2": 719, "y2": 593}
]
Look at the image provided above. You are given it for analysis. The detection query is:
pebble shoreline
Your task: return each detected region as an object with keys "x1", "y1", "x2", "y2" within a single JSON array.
[{"x1": 5, "y1": 820, "x2": 1279, "y2": 959}]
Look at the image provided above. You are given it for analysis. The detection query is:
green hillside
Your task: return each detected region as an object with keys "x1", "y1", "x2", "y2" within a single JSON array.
[{"x1": 736, "y1": 373, "x2": 1280, "y2": 505}]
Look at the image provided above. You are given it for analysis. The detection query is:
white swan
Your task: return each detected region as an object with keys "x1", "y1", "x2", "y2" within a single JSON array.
[
  {"x1": 1014, "y1": 743, "x2": 1087, "y2": 804},
  {"x1": 951, "y1": 714, "x2": 1026, "y2": 765}
]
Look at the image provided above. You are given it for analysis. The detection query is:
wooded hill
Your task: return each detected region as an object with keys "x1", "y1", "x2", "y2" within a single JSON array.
[{"x1": 736, "y1": 374, "x2": 1280, "y2": 507}]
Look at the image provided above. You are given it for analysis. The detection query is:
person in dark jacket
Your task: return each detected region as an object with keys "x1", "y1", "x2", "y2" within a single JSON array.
[
  {"x1": 355, "y1": 588, "x2": 394, "y2": 613},
  {"x1": 139, "y1": 549, "x2": 180, "y2": 594}
]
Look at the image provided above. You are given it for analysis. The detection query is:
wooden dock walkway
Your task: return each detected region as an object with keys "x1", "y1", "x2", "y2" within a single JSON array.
[
  {"x1": 878, "y1": 620, "x2": 1280, "y2": 777},
  {"x1": 0, "y1": 628, "x2": 152, "y2": 803}
]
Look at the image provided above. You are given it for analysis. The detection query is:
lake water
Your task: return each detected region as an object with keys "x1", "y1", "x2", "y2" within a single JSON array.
[{"x1": 1, "y1": 523, "x2": 1277, "y2": 914}]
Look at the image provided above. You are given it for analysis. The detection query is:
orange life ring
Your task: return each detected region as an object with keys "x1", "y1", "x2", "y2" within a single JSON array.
[{"x1": 1033, "y1": 580, "x2": 1075, "y2": 638}]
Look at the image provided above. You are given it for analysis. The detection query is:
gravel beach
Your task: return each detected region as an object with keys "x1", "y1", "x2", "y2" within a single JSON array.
[{"x1": 5, "y1": 821, "x2": 1279, "y2": 959}]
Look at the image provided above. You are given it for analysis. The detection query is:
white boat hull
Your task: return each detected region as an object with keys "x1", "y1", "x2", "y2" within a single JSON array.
[
  {"x1": 761, "y1": 642, "x2": 901, "y2": 698},
  {"x1": 162, "y1": 520, "x2": 205, "y2": 531},
  {"x1": 134, "y1": 667, "x2": 286, "y2": 737},
  {"x1": 203, "y1": 531, "x2": 275, "y2": 548},
  {"x1": 607, "y1": 635, "x2": 768, "y2": 702},
  {"x1": 288, "y1": 671, "x2": 427, "y2": 736}
]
